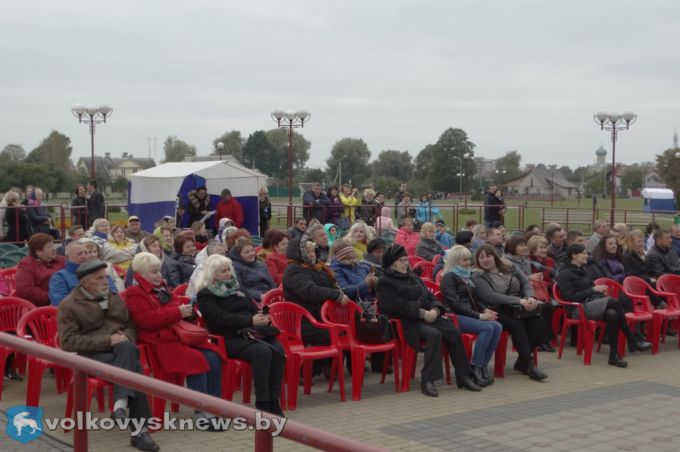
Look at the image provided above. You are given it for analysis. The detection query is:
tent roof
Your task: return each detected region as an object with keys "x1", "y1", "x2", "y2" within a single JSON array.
[
  {"x1": 131, "y1": 159, "x2": 267, "y2": 180},
  {"x1": 641, "y1": 188, "x2": 674, "y2": 199}
]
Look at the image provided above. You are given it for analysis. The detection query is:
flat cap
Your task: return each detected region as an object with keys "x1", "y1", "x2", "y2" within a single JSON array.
[{"x1": 76, "y1": 260, "x2": 108, "y2": 280}]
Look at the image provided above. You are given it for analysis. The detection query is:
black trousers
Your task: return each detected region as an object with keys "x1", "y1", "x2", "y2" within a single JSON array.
[
  {"x1": 232, "y1": 341, "x2": 286, "y2": 402},
  {"x1": 496, "y1": 310, "x2": 548, "y2": 364},
  {"x1": 604, "y1": 299, "x2": 635, "y2": 354},
  {"x1": 82, "y1": 341, "x2": 151, "y2": 421},
  {"x1": 416, "y1": 322, "x2": 470, "y2": 383}
]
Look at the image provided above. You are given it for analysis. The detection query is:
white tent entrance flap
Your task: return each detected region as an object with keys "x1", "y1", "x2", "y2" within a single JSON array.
[{"x1": 128, "y1": 159, "x2": 268, "y2": 235}]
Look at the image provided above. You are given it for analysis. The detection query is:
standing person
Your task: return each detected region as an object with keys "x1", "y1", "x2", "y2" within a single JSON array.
[
  {"x1": 415, "y1": 194, "x2": 433, "y2": 226},
  {"x1": 187, "y1": 186, "x2": 212, "y2": 229},
  {"x1": 394, "y1": 181, "x2": 408, "y2": 206},
  {"x1": 258, "y1": 187, "x2": 272, "y2": 237},
  {"x1": 494, "y1": 190, "x2": 506, "y2": 226},
  {"x1": 325, "y1": 186, "x2": 343, "y2": 226},
  {"x1": 483, "y1": 185, "x2": 497, "y2": 228},
  {"x1": 57, "y1": 260, "x2": 160, "y2": 452},
  {"x1": 3, "y1": 191, "x2": 31, "y2": 243},
  {"x1": 339, "y1": 184, "x2": 361, "y2": 225},
  {"x1": 71, "y1": 184, "x2": 88, "y2": 227},
  {"x1": 396, "y1": 193, "x2": 416, "y2": 226},
  {"x1": 86, "y1": 180, "x2": 106, "y2": 227},
  {"x1": 25, "y1": 188, "x2": 52, "y2": 235},
  {"x1": 303, "y1": 182, "x2": 330, "y2": 224},
  {"x1": 356, "y1": 188, "x2": 379, "y2": 227},
  {"x1": 215, "y1": 189, "x2": 244, "y2": 229}
]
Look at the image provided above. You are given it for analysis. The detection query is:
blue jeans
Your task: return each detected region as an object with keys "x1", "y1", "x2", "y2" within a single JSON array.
[
  {"x1": 456, "y1": 315, "x2": 503, "y2": 367},
  {"x1": 185, "y1": 349, "x2": 222, "y2": 406}
]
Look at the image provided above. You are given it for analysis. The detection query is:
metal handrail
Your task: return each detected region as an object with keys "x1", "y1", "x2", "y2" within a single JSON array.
[{"x1": 0, "y1": 332, "x2": 385, "y2": 452}]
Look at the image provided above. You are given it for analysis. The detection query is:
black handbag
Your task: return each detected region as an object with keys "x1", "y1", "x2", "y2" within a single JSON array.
[
  {"x1": 355, "y1": 310, "x2": 394, "y2": 344},
  {"x1": 508, "y1": 303, "x2": 544, "y2": 319}
]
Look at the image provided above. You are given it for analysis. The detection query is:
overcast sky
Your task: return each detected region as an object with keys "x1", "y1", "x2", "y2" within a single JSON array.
[{"x1": 1, "y1": 1, "x2": 679, "y2": 171}]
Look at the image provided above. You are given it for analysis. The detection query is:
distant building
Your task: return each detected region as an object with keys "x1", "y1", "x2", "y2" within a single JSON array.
[
  {"x1": 77, "y1": 152, "x2": 156, "y2": 181},
  {"x1": 501, "y1": 166, "x2": 578, "y2": 198}
]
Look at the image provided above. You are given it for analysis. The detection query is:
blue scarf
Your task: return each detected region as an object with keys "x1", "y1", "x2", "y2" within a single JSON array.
[{"x1": 451, "y1": 266, "x2": 475, "y2": 287}]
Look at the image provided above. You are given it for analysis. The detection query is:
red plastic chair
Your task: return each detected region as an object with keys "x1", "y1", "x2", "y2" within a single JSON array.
[
  {"x1": 652, "y1": 274, "x2": 680, "y2": 348},
  {"x1": 261, "y1": 288, "x2": 285, "y2": 307},
  {"x1": 435, "y1": 269, "x2": 444, "y2": 284},
  {"x1": 432, "y1": 254, "x2": 442, "y2": 265},
  {"x1": 16, "y1": 307, "x2": 71, "y2": 406},
  {"x1": 620, "y1": 276, "x2": 659, "y2": 355},
  {"x1": 172, "y1": 283, "x2": 189, "y2": 297},
  {"x1": 0, "y1": 297, "x2": 34, "y2": 400},
  {"x1": 0, "y1": 268, "x2": 17, "y2": 294},
  {"x1": 408, "y1": 255, "x2": 425, "y2": 268},
  {"x1": 414, "y1": 261, "x2": 435, "y2": 280},
  {"x1": 553, "y1": 286, "x2": 605, "y2": 366},
  {"x1": 594, "y1": 277, "x2": 653, "y2": 355},
  {"x1": 422, "y1": 280, "x2": 441, "y2": 298},
  {"x1": 268, "y1": 302, "x2": 346, "y2": 410},
  {"x1": 321, "y1": 301, "x2": 400, "y2": 401}
]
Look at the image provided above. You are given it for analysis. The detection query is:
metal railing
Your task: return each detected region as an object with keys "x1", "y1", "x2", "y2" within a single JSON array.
[{"x1": 0, "y1": 332, "x2": 385, "y2": 452}]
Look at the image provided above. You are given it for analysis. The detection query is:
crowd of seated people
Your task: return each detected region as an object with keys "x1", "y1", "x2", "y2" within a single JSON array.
[{"x1": 6, "y1": 179, "x2": 680, "y2": 444}]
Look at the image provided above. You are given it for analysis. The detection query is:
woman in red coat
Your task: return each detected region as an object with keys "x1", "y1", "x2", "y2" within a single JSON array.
[
  {"x1": 123, "y1": 252, "x2": 224, "y2": 427},
  {"x1": 15, "y1": 233, "x2": 66, "y2": 306},
  {"x1": 394, "y1": 217, "x2": 421, "y2": 255},
  {"x1": 264, "y1": 232, "x2": 289, "y2": 286}
]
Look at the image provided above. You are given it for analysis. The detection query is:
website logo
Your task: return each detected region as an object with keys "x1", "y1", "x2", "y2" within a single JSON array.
[{"x1": 6, "y1": 406, "x2": 44, "y2": 444}]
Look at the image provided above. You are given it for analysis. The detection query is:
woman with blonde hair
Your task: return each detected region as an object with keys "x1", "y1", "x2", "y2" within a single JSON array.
[
  {"x1": 344, "y1": 221, "x2": 374, "y2": 260},
  {"x1": 197, "y1": 254, "x2": 285, "y2": 416},
  {"x1": 440, "y1": 245, "x2": 502, "y2": 386},
  {"x1": 107, "y1": 224, "x2": 137, "y2": 271},
  {"x1": 416, "y1": 222, "x2": 444, "y2": 262}
]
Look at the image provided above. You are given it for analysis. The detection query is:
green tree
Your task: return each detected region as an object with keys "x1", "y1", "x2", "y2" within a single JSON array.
[
  {"x1": 266, "y1": 128, "x2": 311, "y2": 179},
  {"x1": 621, "y1": 165, "x2": 647, "y2": 194},
  {"x1": 493, "y1": 150, "x2": 522, "y2": 184},
  {"x1": 212, "y1": 131, "x2": 244, "y2": 161},
  {"x1": 414, "y1": 144, "x2": 437, "y2": 182},
  {"x1": 656, "y1": 147, "x2": 680, "y2": 208},
  {"x1": 429, "y1": 128, "x2": 476, "y2": 193},
  {"x1": 326, "y1": 138, "x2": 372, "y2": 187},
  {"x1": 558, "y1": 165, "x2": 573, "y2": 180},
  {"x1": 242, "y1": 131, "x2": 277, "y2": 175},
  {"x1": 373, "y1": 176, "x2": 401, "y2": 197},
  {"x1": 163, "y1": 135, "x2": 196, "y2": 162},
  {"x1": 0, "y1": 144, "x2": 26, "y2": 161},
  {"x1": 25, "y1": 131, "x2": 73, "y2": 170},
  {"x1": 370, "y1": 150, "x2": 414, "y2": 182},
  {"x1": 111, "y1": 175, "x2": 129, "y2": 196}
]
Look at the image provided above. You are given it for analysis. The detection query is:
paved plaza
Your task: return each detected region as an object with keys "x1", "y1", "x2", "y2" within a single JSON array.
[{"x1": 2, "y1": 338, "x2": 680, "y2": 452}]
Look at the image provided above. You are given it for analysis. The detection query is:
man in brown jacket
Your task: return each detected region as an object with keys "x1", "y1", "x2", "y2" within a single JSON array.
[{"x1": 57, "y1": 260, "x2": 159, "y2": 452}]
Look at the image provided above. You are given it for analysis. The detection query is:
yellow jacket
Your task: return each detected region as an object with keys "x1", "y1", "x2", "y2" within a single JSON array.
[{"x1": 339, "y1": 193, "x2": 361, "y2": 222}]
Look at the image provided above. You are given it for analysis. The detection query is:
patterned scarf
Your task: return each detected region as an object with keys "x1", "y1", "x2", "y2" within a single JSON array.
[{"x1": 207, "y1": 276, "x2": 243, "y2": 298}]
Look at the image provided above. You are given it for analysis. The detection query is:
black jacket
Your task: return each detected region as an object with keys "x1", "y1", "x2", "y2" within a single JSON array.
[
  {"x1": 87, "y1": 191, "x2": 105, "y2": 225},
  {"x1": 376, "y1": 269, "x2": 452, "y2": 349},
  {"x1": 197, "y1": 288, "x2": 260, "y2": 356},
  {"x1": 259, "y1": 196, "x2": 272, "y2": 227},
  {"x1": 355, "y1": 200, "x2": 378, "y2": 227},
  {"x1": 282, "y1": 264, "x2": 341, "y2": 321},
  {"x1": 621, "y1": 250, "x2": 650, "y2": 280},
  {"x1": 302, "y1": 190, "x2": 330, "y2": 223},
  {"x1": 186, "y1": 190, "x2": 211, "y2": 225},
  {"x1": 439, "y1": 272, "x2": 484, "y2": 319},
  {"x1": 555, "y1": 263, "x2": 597, "y2": 303},
  {"x1": 646, "y1": 245, "x2": 680, "y2": 278}
]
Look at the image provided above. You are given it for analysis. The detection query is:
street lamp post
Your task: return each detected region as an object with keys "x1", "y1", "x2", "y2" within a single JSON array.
[
  {"x1": 217, "y1": 142, "x2": 224, "y2": 160},
  {"x1": 71, "y1": 104, "x2": 113, "y2": 179},
  {"x1": 551, "y1": 170, "x2": 555, "y2": 207},
  {"x1": 453, "y1": 153, "x2": 471, "y2": 202},
  {"x1": 594, "y1": 111, "x2": 637, "y2": 225},
  {"x1": 271, "y1": 109, "x2": 311, "y2": 227}
]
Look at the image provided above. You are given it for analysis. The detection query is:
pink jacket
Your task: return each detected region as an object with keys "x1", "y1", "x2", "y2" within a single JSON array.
[{"x1": 375, "y1": 207, "x2": 398, "y2": 235}]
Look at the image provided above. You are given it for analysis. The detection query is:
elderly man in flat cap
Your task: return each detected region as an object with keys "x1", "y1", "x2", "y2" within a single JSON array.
[{"x1": 57, "y1": 260, "x2": 159, "y2": 452}]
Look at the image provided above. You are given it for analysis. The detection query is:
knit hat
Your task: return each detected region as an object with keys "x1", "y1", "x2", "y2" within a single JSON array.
[
  {"x1": 366, "y1": 238, "x2": 387, "y2": 254},
  {"x1": 334, "y1": 245, "x2": 356, "y2": 262},
  {"x1": 382, "y1": 244, "x2": 407, "y2": 269}
]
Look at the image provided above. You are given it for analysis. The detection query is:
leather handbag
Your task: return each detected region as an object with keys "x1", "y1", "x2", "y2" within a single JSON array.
[
  {"x1": 173, "y1": 320, "x2": 209, "y2": 346},
  {"x1": 355, "y1": 311, "x2": 394, "y2": 344},
  {"x1": 508, "y1": 303, "x2": 544, "y2": 320}
]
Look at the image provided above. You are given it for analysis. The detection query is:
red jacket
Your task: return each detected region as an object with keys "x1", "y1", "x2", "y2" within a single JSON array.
[
  {"x1": 215, "y1": 198, "x2": 244, "y2": 229},
  {"x1": 265, "y1": 251, "x2": 288, "y2": 286},
  {"x1": 395, "y1": 228, "x2": 420, "y2": 255},
  {"x1": 122, "y1": 275, "x2": 223, "y2": 375},
  {"x1": 15, "y1": 255, "x2": 66, "y2": 306}
]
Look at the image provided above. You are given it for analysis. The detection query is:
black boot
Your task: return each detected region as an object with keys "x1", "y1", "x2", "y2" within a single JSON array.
[
  {"x1": 481, "y1": 365, "x2": 494, "y2": 386},
  {"x1": 421, "y1": 381, "x2": 438, "y2": 397},
  {"x1": 456, "y1": 376, "x2": 482, "y2": 392},
  {"x1": 513, "y1": 359, "x2": 529, "y2": 375},
  {"x1": 608, "y1": 353, "x2": 628, "y2": 368},
  {"x1": 527, "y1": 362, "x2": 548, "y2": 381},
  {"x1": 269, "y1": 399, "x2": 285, "y2": 417},
  {"x1": 470, "y1": 366, "x2": 490, "y2": 387},
  {"x1": 628, "y1": 339, "x2": 652, "y2": 353}
]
